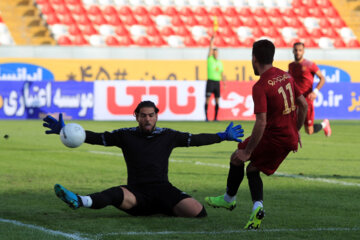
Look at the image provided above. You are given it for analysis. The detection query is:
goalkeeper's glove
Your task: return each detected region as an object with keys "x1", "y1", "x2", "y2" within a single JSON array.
[
  {"x1": 217, "y1": 122, "x2": 244, "y2": 142},
  {"x1": 43, "y1": 113, "x2": 65, "y2": 134}
]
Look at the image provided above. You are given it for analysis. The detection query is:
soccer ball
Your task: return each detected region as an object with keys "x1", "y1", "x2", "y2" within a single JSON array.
[{"x1": 60, "y1": 123, "x2": 86, "y2": 148}]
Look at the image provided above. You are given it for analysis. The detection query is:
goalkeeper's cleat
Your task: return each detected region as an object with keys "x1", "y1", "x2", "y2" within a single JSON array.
[
  {"x1": 205, "y1": 195, "x2": 236, "y2": 211},
  {"x1": 54, "y1": 184, "x2": 81, "y2": 209},
  {"x1": 244, "y1": 206, "x2": 265, "y2": 230},
  {"x1": 323, "y1": 119, "x2": 331, "y2": 137}
]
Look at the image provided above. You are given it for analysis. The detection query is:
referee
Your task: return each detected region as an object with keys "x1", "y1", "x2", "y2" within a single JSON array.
[{"x1": 205, "y1": 34, "x2": 225, "y2": 122}]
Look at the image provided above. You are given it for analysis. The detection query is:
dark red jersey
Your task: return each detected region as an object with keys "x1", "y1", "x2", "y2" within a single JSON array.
[
  {"x1": 288, "y1": 59, "x2": 319, "y2": 97},
  {"x1": 252, "y1": 67, "x2": 301, "y2": 150}
]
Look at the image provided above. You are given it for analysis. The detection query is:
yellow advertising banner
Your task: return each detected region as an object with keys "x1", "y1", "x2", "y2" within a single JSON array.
[{"x1": 0, "y1": 58, "x2": 359, "y2": 82}]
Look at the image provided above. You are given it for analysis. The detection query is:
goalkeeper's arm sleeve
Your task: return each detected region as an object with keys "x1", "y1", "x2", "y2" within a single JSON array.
[{"x1": 189, "y1": 133, "x2": 221, "y2": 146}]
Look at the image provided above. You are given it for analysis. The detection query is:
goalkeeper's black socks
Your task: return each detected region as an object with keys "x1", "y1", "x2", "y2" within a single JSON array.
[
  {"x1": 313, "y1": 123, "x2": 323, "y2": 133},
  {"x1": 89, "y1": 186, "x2": 124, "y2": 209}
]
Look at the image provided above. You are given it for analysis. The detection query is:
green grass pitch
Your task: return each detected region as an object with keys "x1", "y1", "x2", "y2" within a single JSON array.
[{"x1": 0, "y1": 120, "x2": 359, "y2": 240}]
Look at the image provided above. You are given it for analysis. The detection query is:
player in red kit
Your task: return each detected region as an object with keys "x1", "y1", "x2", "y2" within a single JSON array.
[
  {"x1": 289, "y1": 42, "x2": 331, "y2": 137},
  {"x1": 205, "y1": 40, "x2": 308, "y2": 229}
]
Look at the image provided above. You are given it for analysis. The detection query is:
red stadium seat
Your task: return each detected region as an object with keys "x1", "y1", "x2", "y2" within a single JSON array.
[
  {"x1": 213, "y1": 36, "x2": 227, "y2": 47},
  {"x1": 265, "y1": 27, "x2": 279, "y2": 38},
  {"x1": 115, "y1": 25, "x2": 129, "y2": 36},
  {"x1": 258, "y1": 17, "x2": 272, "y2": 27},
  {"x1": 171, "y1": 15, "x2": 184, "y2": 27},
  {"x1": 149, "y1": 6, "x2": 163, "y2": 16},
  {"x1": 139, "y1": 15, "x2": 155, "y2": 26},
  {"x1": 55, "y1": 4, "x2": 71, "y2": 15},
  {"x1": 41, "y1": 4, "x2": 55, "y2": 15},
  {"x1": 134, "y1": 6, "x2": 149, "y2": 16},
  {"x1": 217, "y1": 16, "x2": 229, "y2": 27},
  {"x1": 311, "y1": 28, "x2": 324, "y2": 38},
  {"x1": 323, "y1": 28, "x2": 339, "y2": 38},
  {"x1": 323, "y1": 7, "x2": 339, "y2": 18},
  {"x1": 119, "y1": 6, "x2": 133, "y2": 16},
  {"x1": 184, "y1": 36, "x2": 197, "y2": 47},
  {"x1": 93, "y1": 14, "x2": 108, "y2": 25},
  {"x1": 267, "y1": 8, "x2": 281, "y2": 18},
  {"x1": 209, "y1": 7, "x2": 223, "y2": 16},
  {"x1": 52, "y1": 0, "x2": 65, "y2": 5},
  {"x1": 108, "y1": 15, "x2": 123, "y2": 26},
  {"x1": 176, "y1": 25, "x2": 191, "y2": 37},
  {"x1": 238, "y1": 7, "x2": 251, "y2": 17},
  {"x1": 288, "y1": 38, "x2": 301, "y2": 47},
  {"x1": 228, "y1": 36, "x2": 242, "y2": 47},
  {"x1": 297, "y1": 27, "x2": 310, "y2": 38},
  {"x1": 46, "y1": 14, "x2": 61, "y2": 25},
  {"x1": 106, "y1": 35, "x2": 120, "y2": 46},
  {"x1": 274, "y1": 37, "x2": 287, "y2": 47},
  {"x1": 243, "y1": 16, "x2": 258, "y2": 28},
  {"x1": 61, "y1": 14, "x2": 76, "y2": 25},
  {"x1": 333, "y1": 18, "x2": 346, "y2": 28},
  {"x1": 119, "y1": 36, "x2": 134, "y2": 46},
  {"x1": 164, "y1": 6, "x2": 179, "y2": 16},
  {"x1": 160, "y1": 26, "x2": 175, "y2": 36},
  {"x1": 347, "y1": 39, "x2": 360, "y2": 48},
  {"x1": 229, "y1": 16, "x2": 243, "y2": 28},
  {"x1": 199, "y1": 16, "x2": 213, "y2": 27},
  {"x1": 333, "y1": 38, "x2": 346, "y2": 48},
  {"x1": 253, "y1": 8, "x2": 267, "y2": 17},
  {"x1": 303, "y1": 38, "x2": 317, "y2": 48},
  {"x1": 291, "y1": 0, "x2": 303, "y2": 8},
  {"x1": 82, "y1": 24, "x2": 98, "y2": 35},
  {"x1": 317, "y1": 0, "x2": 331, "y2": 7},
  {"x1": 147, "y1": 25, "x2": 160, "y2": 36},
  {"x1": 310, "y1": 7, "x2": 325, "y2": 18},
  {"x1": 194, "y1": 6, "x2": 208, "y2": 17},
  {"x1": 57, "y1": 35, "x2": 72, "y2": 45},
  {"x1": 73, "y1": 34, "x2": 88, "y2": 45},
  {"x1": 273, "y1": 17, "x2": 288, "y2": 28},
  {"x1": 36, "y1": 0, "x2": 49, "y2": 4},
  {"x1": 252, "y1": 27, "x2": 264, "y2": 38},
  {"x1": 319, "y1": 18, "x2": 332, "y2": 28},
  {"x1": 198, "y1": 37, "x2": 210, "y2": 47},
  {"x1": 136, "y1": 36, "x2": 151, "y2": 47},
  {"x1": 288, "y1": 17, "x2": 303, "y2": 28},
  {"x1": 243, "y1": 37, "x2": 255, "y2": 47},
  {"x1": 297, "y1": 7, "x2": 310, "y2": 18},
  {"x1": 180, "y1": 6, "x2": 194, "y2": 17},
  {"x1": 224, "y1": 7, "x2": 238, "y2": 18},
  {"x1": 303, "y1": 0, "x2": 318, "y2": 7},
  {"x1": 123, "y1": 14, "x2": 138, "y2": 25},
  {"x1": 153, "y1": 35, "x2": 167, "y2": 46},
  {"x1": 185, "y1": 16, "x2": 199, "y2": 26},
  {"x1": 220, "y1": 26, "x2": 236, "y2": 37},
  {"x1": 67, "y1": 0, "x2": 81, "y2": 5},
  {"x1": 68, "y1": 24, "x2": 82, "y2": 36},
  {"x1": 282, "y1": 8, "x2": 296, "y2": 18},
  {"x1": 88, "y1": 5, "x2": 102, "y2": 16},
  {"x1": 103, "y1": 6, "x2": 118, "y2": 17},
  {"x1": 71, "y1": 4, "x2": 87, "y2": 15},
  {"x1": 77, "y1": 14, "x2": 92, "y2": 26}
]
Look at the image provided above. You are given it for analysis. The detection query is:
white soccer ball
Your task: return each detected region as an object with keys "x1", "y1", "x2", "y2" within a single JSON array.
[{"x1": 60, "y1": 123, "x2": 86, "y2": 148}]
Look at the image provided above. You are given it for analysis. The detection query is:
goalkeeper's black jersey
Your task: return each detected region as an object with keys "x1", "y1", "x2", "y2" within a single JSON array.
[{"x1": 85, "y1": 127, "x2": 221, "y2": 185}]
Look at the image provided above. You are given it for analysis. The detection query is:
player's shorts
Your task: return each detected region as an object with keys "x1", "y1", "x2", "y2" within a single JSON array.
[
  {"x1": 238, "y1": 137, "x2": 292, "y2": 176},
  {"x1": 120, "y1": 182, "x2": 191, "y2": 216},
  {"x1": 205, "y1": 79, "x2": 220, "y2": 98},
  {"x1": 304, "y1": 97, "x2": 315, "y2": 127}
]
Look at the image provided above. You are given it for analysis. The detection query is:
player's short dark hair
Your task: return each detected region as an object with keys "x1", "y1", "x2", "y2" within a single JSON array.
[
  {"x1": 134, "y1": 101, "x2": 159, "y2": 115},
  {"x1": 293, "y1": 42, "x2": 305, "y2": 48},
  {"x1": 252, "y1": 39, "x2": 275, "y2": 65}
]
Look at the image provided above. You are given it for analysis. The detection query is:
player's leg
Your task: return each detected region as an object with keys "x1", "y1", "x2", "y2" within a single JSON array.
[
  {"x1": 173, "y1": 198, "x2": 207, "y2": 218},
  {"x1": 304, "y1": 98, "x2": 315, "y2": 135},
  {"x1": 205, "y1": 81, "x2": 212, "y2": 122},
  {"x1": 205, "y1": 149, "x2": 246, "y2": 210},
  {"x1": 214, "y1": 82, "x2": 220, "y2": 121},
  {"x1": 54, "y1": 184, "x2": 137, "y2": 210},
  {"x1": 244, "y1": 163, "x2": 265, "y2": 229}
]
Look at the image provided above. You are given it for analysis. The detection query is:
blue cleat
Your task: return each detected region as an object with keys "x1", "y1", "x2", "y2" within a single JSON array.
[{"x1": 54, "y1": 184, "x2": 81, "y2": 209}]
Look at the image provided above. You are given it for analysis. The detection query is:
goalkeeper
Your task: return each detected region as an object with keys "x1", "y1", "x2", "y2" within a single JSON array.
[{"x1": 43, "y1": 100, "x2": 244, "y2": 218}]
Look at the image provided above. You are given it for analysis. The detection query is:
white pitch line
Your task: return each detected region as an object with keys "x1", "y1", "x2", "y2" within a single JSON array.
[
  {"x1": 0, "y1": 218, "x2": 90, "y2": 240},
  {"x1": 98, "y1": 227, "x2": 360, "y2": 237},
  {"x1": 88, "y1": 150, "x2": 360, "y2": 188}
]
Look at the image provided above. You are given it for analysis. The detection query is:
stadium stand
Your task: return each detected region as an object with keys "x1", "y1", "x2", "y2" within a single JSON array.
[{"x1": 0, "y1": 0, "x2": 359, "y2": 48}]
